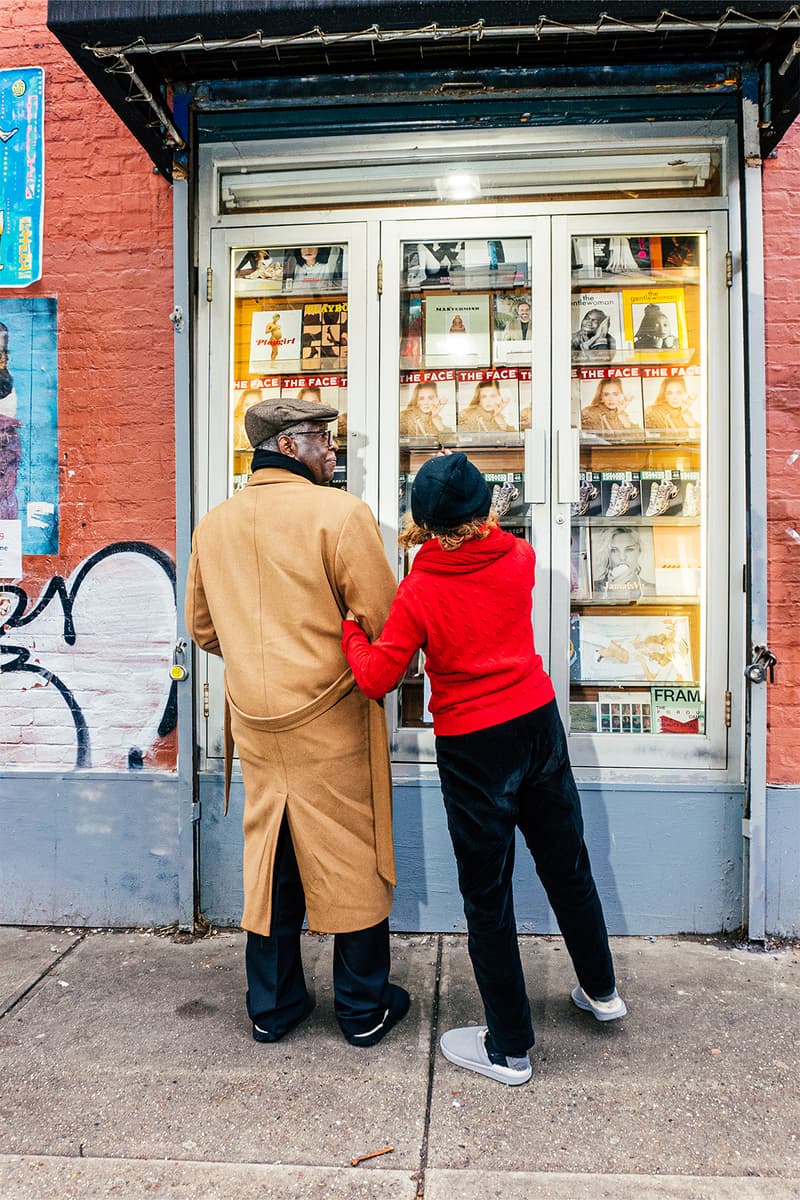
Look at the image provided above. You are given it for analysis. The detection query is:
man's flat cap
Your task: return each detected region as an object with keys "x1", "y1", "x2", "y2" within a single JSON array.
[{"x1": 245, "y1": 398, "x2": 339, "y2": 447}]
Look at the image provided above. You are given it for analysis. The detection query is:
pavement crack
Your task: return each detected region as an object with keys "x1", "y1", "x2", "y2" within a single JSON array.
[
  {"x1": 415, "y1": 932, "x2": 443, "y2": 1200},
  {"x1": 0, "y1": 933, "x2": 87, "y2": 1020}
]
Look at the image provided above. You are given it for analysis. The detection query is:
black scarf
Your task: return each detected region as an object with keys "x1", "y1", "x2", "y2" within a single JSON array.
[{"x1": 250, "y1": 449, "x2": 317, "y2": 484}]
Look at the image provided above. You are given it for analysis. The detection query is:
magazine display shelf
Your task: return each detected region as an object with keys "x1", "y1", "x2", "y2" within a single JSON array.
[{"x1": 568, "y1": 234, "x2": 705, "y2": 738}]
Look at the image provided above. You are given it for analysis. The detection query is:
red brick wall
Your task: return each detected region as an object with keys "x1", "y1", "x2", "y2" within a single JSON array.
[
  {"x1": 764, "y1": 121, "x2": 800, "y2": 783},
  {"x1": 0, "y1": 0, "x2": 176, "y2": 769}
]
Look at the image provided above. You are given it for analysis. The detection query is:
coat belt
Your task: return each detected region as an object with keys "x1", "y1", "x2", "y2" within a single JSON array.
[{"x1": 222, "y1": 670, "x2": 396, "y2": 886}]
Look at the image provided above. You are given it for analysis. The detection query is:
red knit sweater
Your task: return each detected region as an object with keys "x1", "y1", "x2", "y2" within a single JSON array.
[{"x1": 341, "y1": 525, "x2": 555, "y2": 736}]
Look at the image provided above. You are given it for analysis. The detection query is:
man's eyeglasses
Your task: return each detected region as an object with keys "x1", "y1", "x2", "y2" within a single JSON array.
[{"x1": 289, "y1": 429, "x2": 337, "y2": 447}]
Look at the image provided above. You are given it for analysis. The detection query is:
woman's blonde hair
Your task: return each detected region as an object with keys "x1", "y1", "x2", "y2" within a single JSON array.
[{"x1": 399, "y1": 509, "x2": 498, "y2": 552}]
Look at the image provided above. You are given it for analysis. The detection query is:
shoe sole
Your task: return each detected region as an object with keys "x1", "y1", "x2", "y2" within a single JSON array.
[
  {"x1": 252, "y1": 997, "x2": 315, "y2": 1043},
  {"x1": 440, "y1": 1041, "x2": 532, "y2": 1086},
  {"x1": 571, "y1": 987, "x2": 627, "y2": 1022}
]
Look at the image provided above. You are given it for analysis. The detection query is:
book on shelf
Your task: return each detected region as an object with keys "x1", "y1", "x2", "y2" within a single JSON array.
[
  {"x1": 399, "y1": 370, "x2": 457, "y2": 440},
  {"x1": 569, "y1": 700, "x2": 599, "y2": 734},
  {"x1": 483, "y1": 470, "x2": 527, "y2": 529},
  {"x1": 570, "y1": 525, "x2": 592, "y2": 599},
  {"x1": 234, "y1": 247, "x2": 286, "y2": 292},
  {"x1": 641, "y1": 365, "x2": 702, "y2": 437},
  {"x1": 622, "y1": 285, "x2": 688, "y2": 354},
  {"x1": 424, "y1": 295, "x2": 491, "y2": 368},
  {"x1": 518, "y1": 367, "x2": 532, "y2": 431},
  {"x1": 456, "y1": 367, "x2": 519, "y2": 435},
  {"x1": 232, "y1": 375, "x2": 281, "y2": 451},
  {"x1": 652, "y1": 526, "x2": 702, "y2": 597},
  {"x1": 571, "y1": 290, "x2": 623, "y2": 361},
  {"x1": 598, "y1": 691, "x2": 653, "y2": 734},
  {"x1": 249, "y1": 307, "x2": 303, "y2": 372},
  {"x1": 650, "y1": 684, "x2": 705, "y2": 734},
  {"x1": 493, "y1": 292, "x2": 533, "y2": 364},
  {"x1": 590, "y1": 525, "x2": 655, "y2": 600},
  {"x1": 678, "y1": 470, "x2": 701, "y2": 518},
  {"x1": 301, "y1": 301, "x2": 347, "y2": 370},
  {"x1": 574, "y1": 614, "x2": 694, "y2": 684},
  {"x1": 569, "y1": 614, "x2": 582, "y2": 682},
  {"x1": 599, "y1": 471, "x2": 642, "y2": 519},
  {"x1": 572, "y1": 470, "x2": 603, "y2": 518},
  {"x1": 400, "y1": 297, "x2": 423, "y2": 368},
  {"x1": 578, "y1": 366, "x2": 644, "y2": 436}
]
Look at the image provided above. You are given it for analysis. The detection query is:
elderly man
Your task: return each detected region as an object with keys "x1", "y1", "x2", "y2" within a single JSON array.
[{"x1": 186, "y1": 398, "x2": 408, "y2": 1046}]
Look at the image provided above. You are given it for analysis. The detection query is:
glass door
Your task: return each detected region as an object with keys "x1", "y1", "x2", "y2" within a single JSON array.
[
  {"x1": 552, "y1": 214, "x2": 731, "y2": 771},
  {"x1": 379, "y1": 217, "x2": 552, "y2": 762}
]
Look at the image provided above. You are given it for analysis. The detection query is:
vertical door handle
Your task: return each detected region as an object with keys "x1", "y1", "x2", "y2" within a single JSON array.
[
  {"x1": 524, "y1": 428, "x2": 547, "y2": 503},
  {"x1": 557, "y1": 427, "x2": 579, "y2": 505}
]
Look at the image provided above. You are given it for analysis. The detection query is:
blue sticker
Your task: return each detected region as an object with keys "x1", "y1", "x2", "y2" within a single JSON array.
[{"x1": 0, "y1": 67, "x2": 44, "y2": 288}]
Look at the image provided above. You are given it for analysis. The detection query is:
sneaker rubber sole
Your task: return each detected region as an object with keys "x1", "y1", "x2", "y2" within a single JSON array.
[{"x1": 571, "y1": 985, "x2": 627, "y2": 1022}]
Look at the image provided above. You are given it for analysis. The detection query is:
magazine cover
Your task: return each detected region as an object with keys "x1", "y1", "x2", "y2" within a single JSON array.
[
  {"x1": 249, "y1": 307, "x2": 303, "y2": 372},
  {"x1": 622, "y1": 286, "x2": 688, "y2": 353},
  {"x1": 571, "y1": 525, "x2": 592, "y2": 599},
  {"x1": 282, "y1": 245, "x2": 345, "y2": 291},
  {"x1": 569, "y1": 701, "x2": 599, "y2": 734},
  {"x1": 591, "y1": 525, "x2": 655, "y2": 599},
  {"x1": 571, "y1": 290, "x2": 623, "y2": 360},
  {"x1": 402, "y1": 241, "x2": 466, "y2": 289},
  {"x1": 456, "y1": 367, "x2": 519, "y2": 435},
  {"x1": 400, "y1": 296, "x2": 423, "y2": 368},
  {"x1": 399, "y1": 370, "x2": 457, "y2": 439},
  {"x1": 462, "y1": 239, "x2": 529, "y2": 288},
  {"x1": 642, "y1": 366, "x2": 701, "y2": 436},
  {"x1": 599, "y1": 471, "x2": 642, "y2": 518},
  {"x1": 652, "y1": 526, "x2": 702, "y2": 597},
  {"x1": 232, "y1": 375, "x2": 281, "y2": 452},
  {"x1": 493, "y1": 293, "x2": 533, "y2": 363},
  {"x1": 650, "y1": 684, "x2": 705, "y2": 733},
  {"x1": 425, "y1": 295, "x2": 491, "y2": 368},
  {"x1": 639, "y1": 469, "x2": 684, "y2": 518},
  {"x1": 573, "y1": 236, "x2": 653, "y2": 279},
  {"x1": 518, "y1": 367, "x2": 533, "y2": 430},
  {"x1": 484, "y1": 471, "x2": 528, "y2": 532},
  {"x1": 301, "y1": 301, "x2": 347, "y2": 370},
  {"x1": 578, "y1": 614, "x2": 694, "y2": 683},
  {"x1": 569, "y1": 614, "x2": 582, "y2": 682},
  {"x1": 572, "y1": 470, "x2": 603, "y2": 518},
  {"x1": 598, "y1": 691, "x2": 652, "y2": 733},
  {"x1": 679, "y1": 469, "x2": 702, "y2": 518},
  {"x1": 234, "y1": 247, "x2": 285, "y2": 292},
  {"x1": 578, "y1": 367, "x2": 644, "y2": 436},
  {"x1": 650, "y1": 236, "x2": 700, "y2": 273}
]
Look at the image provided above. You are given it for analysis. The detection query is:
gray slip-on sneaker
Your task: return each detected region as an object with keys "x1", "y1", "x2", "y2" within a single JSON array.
[
  {"x1": 571, "y1": 985, "x2": 627, "y2": 1022},
  {"x1": 440, "y1": 1026, "x2": 532, "y2": 1086}
]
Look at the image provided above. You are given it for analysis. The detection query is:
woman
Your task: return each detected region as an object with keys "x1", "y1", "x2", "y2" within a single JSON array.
[
  {"x1": 571, "y1": 308, "x2": 616, "y2": 355},
  {"x1": 592, "y1": 527, "x2": 656, "y2": 598},
  {"x1": 634, "y1": 304, "x2": 677, "y2": 350},
  {"x1": 644, "y1": 377, "x2": 698, "y2": 431},
  {"x1": 342, "y1": 453, "x2": 625, "y2": 1088},
  {"x1": 458, "y1": 380, "x2": 515, "y2": 434},
  {"x1": 580, "y1": 378, "x2": 641, "y2": 432},
  {"x1": 399, "y1": 381, "x2": 452, "y2": 439}
]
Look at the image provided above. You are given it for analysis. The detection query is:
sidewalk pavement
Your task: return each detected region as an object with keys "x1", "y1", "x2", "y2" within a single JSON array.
[{"x1": 0, "y1": 927, "x2": 798, "y2": 1200}]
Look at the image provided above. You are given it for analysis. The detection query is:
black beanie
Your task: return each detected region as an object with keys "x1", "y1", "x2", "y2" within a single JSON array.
[{"x1": 411, "y1": 452, "x2": 492, "y2": 529}]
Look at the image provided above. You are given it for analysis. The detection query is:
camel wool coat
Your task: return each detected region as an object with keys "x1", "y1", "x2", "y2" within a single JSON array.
[{"x1": 186, "y1": 467, "x2": 398, "y2": 937}]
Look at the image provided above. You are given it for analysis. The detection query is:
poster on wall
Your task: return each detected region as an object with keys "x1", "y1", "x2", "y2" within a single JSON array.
[
  {"x1": 0, "y1": 297, "x2": 58, "y2": 554},
  {"x1": 0, "y1": 67, "x2": 44, "y2": 288}
]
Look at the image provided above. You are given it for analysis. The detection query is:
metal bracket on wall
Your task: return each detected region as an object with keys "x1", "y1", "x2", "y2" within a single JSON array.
[{"x1": 169, "y1": 306, "x2": 184, "y2": 334}]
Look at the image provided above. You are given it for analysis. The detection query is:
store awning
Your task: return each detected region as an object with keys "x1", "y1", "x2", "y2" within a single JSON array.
[{"x1": 47, "y1": 1, "x2": 800, "y2": 177}]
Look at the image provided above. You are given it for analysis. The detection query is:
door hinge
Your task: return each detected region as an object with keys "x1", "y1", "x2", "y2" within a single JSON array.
[
  {"x1": 203, "y1": 681, "x2": 209, "y2": 719},
  {"x1": 206, "y1": 266, "x2": 213, "y2": 302},
  {"x1": 377, "y1": 258, "x2": 383, "y2": 296},
  {"x1": 725, "y1": 690, "x2": 732, "y2": 727},
  {"x1": 725, "y1": 250, "x2": 733, "y2": 288}
]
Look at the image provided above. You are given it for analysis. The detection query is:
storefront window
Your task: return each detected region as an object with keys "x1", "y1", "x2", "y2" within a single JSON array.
[
  {"x1": 396, "y1": 235, "x2": 533, "y2": 728},
  {"x1": 229, "y1": 242, "x2": 349, "y2": 491},
  {"x1": 568, "y1": 233, "x2": 706, "y2": 738}
]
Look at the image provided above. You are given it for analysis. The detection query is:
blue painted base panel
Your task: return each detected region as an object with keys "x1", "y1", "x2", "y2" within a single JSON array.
[
  {"x1": 0, "y1": 774, "x2": 191, "y2": 927},
  {"x1": 766, "y1": 786, "x2": 800, "y2": 937},
  {"x1": 199, "y1": 774, "x2": 746, "y2": 936}
]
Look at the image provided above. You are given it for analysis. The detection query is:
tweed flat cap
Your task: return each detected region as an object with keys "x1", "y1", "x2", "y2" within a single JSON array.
[{"x1": 245, "y1": 398, "x2": 339, "y2": 447}]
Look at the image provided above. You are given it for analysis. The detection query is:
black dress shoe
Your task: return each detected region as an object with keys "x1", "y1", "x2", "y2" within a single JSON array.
[
  {"x1": 252, "y1": 995, "x2": 315, "y2": 1043},
  {"x1": 344, "y1": 984, "x2": 410, "y2": 1048}
]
